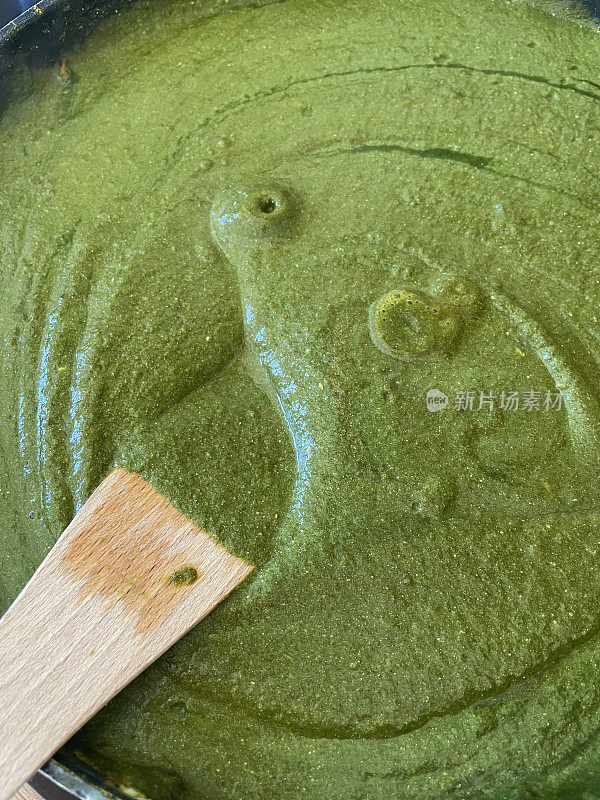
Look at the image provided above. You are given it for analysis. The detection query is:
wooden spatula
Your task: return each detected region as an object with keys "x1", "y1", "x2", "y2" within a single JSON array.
[
  {"x1": 0, "y1": 468, "x2": 254, "y2": 800},
  {"x1": 13, "y1": 785, "x2": 43, "y2": 800}
]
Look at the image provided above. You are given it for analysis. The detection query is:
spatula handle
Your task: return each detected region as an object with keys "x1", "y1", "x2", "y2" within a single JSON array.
[
  {"x1": 12, "y1": 784, "x2": 44, "y2": 800},
  {"x1": 0, "y1": 468, "x2": 252, "y2": 800}
]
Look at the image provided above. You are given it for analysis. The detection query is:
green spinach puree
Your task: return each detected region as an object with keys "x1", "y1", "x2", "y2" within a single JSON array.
[{"x1": 2, "y1": 0, "x2": 600, "y2": 797}]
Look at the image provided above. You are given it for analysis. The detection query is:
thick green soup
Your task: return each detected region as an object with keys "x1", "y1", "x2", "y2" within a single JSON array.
[{"x1": 2, "y1": 0, "x2": 600, "y2": 797}]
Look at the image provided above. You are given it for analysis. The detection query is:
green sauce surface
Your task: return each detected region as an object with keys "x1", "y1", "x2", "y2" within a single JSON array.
[{"x1": 2, "y1": 1, "x2": 600, "y2": 797}]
